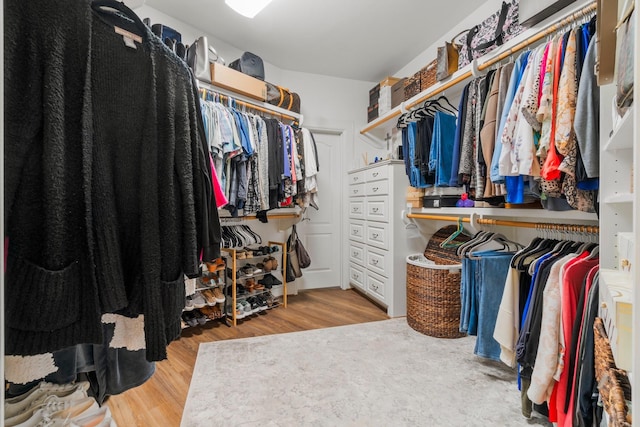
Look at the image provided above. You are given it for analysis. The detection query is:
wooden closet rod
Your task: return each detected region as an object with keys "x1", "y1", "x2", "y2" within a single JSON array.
[
  {"x1": 198, "y1": 88, "x2": 299, "y2": 122},
  {"x1": 360, "y1": 1, "x2": 597, "y2": 134},
  {"x1": 406, "y1": 213, "x2": 599, "y2": 234}
]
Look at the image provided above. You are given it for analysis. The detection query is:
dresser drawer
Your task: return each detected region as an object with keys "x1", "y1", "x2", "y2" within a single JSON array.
[
  {"x1": 366, "y1": 247, "x2": 390, "y2": 278},
  {"x1": 365, "y1": 180, "x2": 388, "y2": 196},
  {"x1": 365, "y1": 222, "x2": 389, "y2": 250},
  {"x1": 349, "y1": 200, "x2": 365, "y2": 220},
  {"x1": 366, "y1": 197, "x2": 388, "y2": 222},
  {"x1": 349, "y1": 242, "x2": 365, "y2": 266},
  {"x1": 348, "y1": 183, "x2": 365, "y2": 198},
  {"x1": 349, "y1": 263, "x2": 365, "y2": 290},
  {"x1": 348, "y1": 221, "x2": 365, "y2": 243},
  {"x1": 348, "y1": 171, "x2": 365, "y2": 185},
  {"x1": 365, "y1": 166, "x2": 389, "y2": 182},
  {"x1": 366, "y1": 270, "x2": 386, "y2": 302}
]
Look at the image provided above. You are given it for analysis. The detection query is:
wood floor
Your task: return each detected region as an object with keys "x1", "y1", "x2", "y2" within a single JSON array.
[{"x1": 105, "y1": 288, "x2": 389, "y2": 426}]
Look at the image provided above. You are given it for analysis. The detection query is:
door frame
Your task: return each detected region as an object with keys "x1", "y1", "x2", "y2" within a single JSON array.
[{"x1": 302, "y1": 121, "x2": 353, "y2": 290}]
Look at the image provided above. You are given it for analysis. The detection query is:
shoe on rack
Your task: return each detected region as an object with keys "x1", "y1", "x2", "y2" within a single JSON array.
[
  {"x1": 199, "y1": 305, "x2": 217, "y2": 320},
  {"x1": 248, "y1": 264, "x2": 263, "y2": 275},
  {"x1": 240, "y1": 300, "x2": 253, "y2": 316},
  {"x1": 246, "y1": 297, "x2": 261, "y2": 314},
  {"x1": 191, "y1": 292, "x2": 207, "y2": 309},
  {"x1": 236, "y1": 250, "x2": 247, "y2": 259},
  {"x1": 245, "y1": 278, "x2": 256, "y2": 293},
  {"x1": 253, "y1": 281, "x2": 265, "y2": 291},
  {"x1": 255, "y1": 295, "x2": 268, "y2": 311},
  {"x1": 182, "y1": 311, "x2": 198, "y2": 327},
  {"x1": 193, "y1": 309, "x2": 207, "y2": 326},
  {"x1": 232, "y1": 303, "x2": 245, "y2": 319},
  {"x1": 4, "y1": 381, "x2": 91, "y2": 420},
  {"x1": 184, "y1": 295, "x2": 195, "y2": 311},
  {"x1": 212, "y1": 287, "x2": 225, "y2": 303},
  {"x1": 200, "y1": 289, "x2": 215, "y2": 305},
  {"x1": 236, "y1": 284, "x2": 248, "y2": 297},
  {"x1": 239, "y1": 265, "x2": 254, "y2": 277}
]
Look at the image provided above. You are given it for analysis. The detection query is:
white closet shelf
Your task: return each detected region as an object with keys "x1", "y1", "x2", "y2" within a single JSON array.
[
  {"x1": 603, "y1": 107, "x2": 634, "y2": 152},
  {"x1": 603, "y1": 192, "x2": 635, "y2": 205},
  {"x1": 410, "y1": 207, "x2": 598, "y2": 222}
]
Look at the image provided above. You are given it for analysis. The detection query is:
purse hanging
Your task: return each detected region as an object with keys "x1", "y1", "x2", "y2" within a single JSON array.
[
  {"x1": 286, "y1": 227, "x2": 303, "y2": 278},
  {"x1": 292, "y1": 225, "x2": 311, "y2": 269},
  {"x1": 436, "y1": 33, "x2": 463, "y2": 81}
]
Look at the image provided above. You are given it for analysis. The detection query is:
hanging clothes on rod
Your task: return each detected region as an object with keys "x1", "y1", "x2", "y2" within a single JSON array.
[
  {"x1": 198, "y1": 87, "x2": 320, "y2": 216},
  {"x1": 491, "y1": 228, "x2": 599, "y2": 425},
  {"x1": 458, "y1": 231, "x2": 522, "y2": 361},
  {"x1": 398, "y1": 96, "x2": 458, "y2": 189}
]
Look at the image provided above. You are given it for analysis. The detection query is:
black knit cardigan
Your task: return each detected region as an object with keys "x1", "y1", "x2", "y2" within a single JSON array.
[{"x1": 4, "y1": 0, "x2": 210, "y2": 361}]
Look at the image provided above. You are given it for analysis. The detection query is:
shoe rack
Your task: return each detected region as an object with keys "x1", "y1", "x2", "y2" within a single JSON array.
[
  {"x1": 222, "y1": 240, "x2": 287, "y2": 326},
  {"x1": 181, "y1": 257, "x2": 230, "y2": 329}
]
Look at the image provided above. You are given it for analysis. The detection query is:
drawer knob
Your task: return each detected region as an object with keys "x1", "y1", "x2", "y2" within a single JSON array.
[
  {"x1": 353, "y1": 208, "x2": 357, "y2": 212},
  {"x1": 372, "y1": 284, "x2": 378, "y2": 290},
  {"x1": 372, "y1": 207, "x2": 379, "y2": 213},
  {"x1": 354, "y1": 189, "x2": 358, "y2": 194},
  {"x1": 353, "y1": 230, "x2": 359, "y2": 235},
  {"x1": 372, "y1": 233, "x2": 379, "y2": 239},
  {"x1": 601, "y1": 302, "x2": 607, "y2": 309},
  {"x1": 372, "y1": 259, "x2": 379, "y2": 265},
  {"x1": 373, "y1": 172, "x2": 379, "y2": 177},
  {"x1": 353, "y1": 252, "x2": 358, "y2": 256},
  {"x1": 354, "y1": 177, "x2": 359, "y2": 181},
  {"x1": 373, "y1": 187, "x2": 379, "y2": 192}
]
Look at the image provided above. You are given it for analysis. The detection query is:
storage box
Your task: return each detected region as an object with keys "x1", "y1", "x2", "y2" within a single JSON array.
[
  {"x1": 406, "y1": 186, "x2": 425, "y2": 208},
  {"x1": 369, "y1": 84, "x2": 380, "y2": 106},
  {"x1": 379, "y1": 76, "x2": 402, "y2": 87},
  {"x1": 391, "y1": 78, "x2": 406, "y2": 108},
  {"x1": 404, "y1": 72, "x2": 421, "y2": 101},
  {"x1": 367, "y1": 103, "x2": 379, "y2": 122},
  {"x1": 423, "y1": 195, "x2": 459, "y2": 208},
  {"x1": 210, "y1": 63, "x2": 267, "y2": 101}
]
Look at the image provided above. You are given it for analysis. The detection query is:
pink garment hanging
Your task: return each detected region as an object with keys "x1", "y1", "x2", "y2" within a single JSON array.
[{"x1": 210, "y1": 153, "x2": 228, "y2": 208}]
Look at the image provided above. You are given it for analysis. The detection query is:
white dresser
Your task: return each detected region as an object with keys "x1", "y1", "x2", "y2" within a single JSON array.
[{"x1": 347, "y1": 160, "x2": 420, "y2": 317}]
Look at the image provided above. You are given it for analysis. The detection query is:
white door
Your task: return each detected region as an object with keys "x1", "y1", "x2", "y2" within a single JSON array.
[{"x1": 295, "y1": 129, "x2": 344, "y2": 289}]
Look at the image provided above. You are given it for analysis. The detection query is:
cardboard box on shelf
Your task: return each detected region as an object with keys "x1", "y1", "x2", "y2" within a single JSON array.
[
  {"x1": 369, "y1": 84, "x2": 380, "y2": 106},
  {"x1": 391, "y1": 78, "x2": 406, "y2": 108},
  {"x1": 379, "y1": 76, "x2": 403, "y2": 87},
  {"x1": 367, "y1": 103, "x2": 379, "y2": 123},
  {"x1": 210, "y1": 63, "x2": 267, "y2": 101}
]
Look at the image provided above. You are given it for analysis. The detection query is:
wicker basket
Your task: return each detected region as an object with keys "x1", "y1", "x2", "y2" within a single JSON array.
[
  {"x1": 420, "y1": 59, "x2": 438, "y2": 92},
  {"x1": 403, "y1": 71, "x2": 421, "y2": 101},
  {"x1": 594, "y1": 317, "x2": 633, "y2": 427},
  {"x1": 406, "y1": 254, "x2": 465, "y2": 338}
]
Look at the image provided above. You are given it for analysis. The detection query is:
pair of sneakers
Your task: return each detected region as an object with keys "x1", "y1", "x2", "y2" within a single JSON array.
[
  {"x1": 231, "y1": 301, "x2": 251, "y2": 319},
  {"x1": 200, "y1": 288, "x2": 225, "y2": 305},
  {"x1": 4, "y1": 381, "x2": 113, "y2": 427}
]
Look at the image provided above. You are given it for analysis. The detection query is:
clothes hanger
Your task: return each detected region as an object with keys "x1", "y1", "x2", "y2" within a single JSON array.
[
  {"x1": 91, "y1": 0, "x2": 147, "y2": 37},
  {"x1": 440, "y1": 218, "x2": 470, "y2": 248}
]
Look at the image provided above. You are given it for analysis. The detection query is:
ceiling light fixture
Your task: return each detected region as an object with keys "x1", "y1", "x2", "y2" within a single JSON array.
[{"x1": 225, "y1": 0, "x2": 273, "y2": 18}]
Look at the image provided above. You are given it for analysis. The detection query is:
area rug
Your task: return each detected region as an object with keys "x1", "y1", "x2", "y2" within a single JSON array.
[{"x1": 181, "y1": 319, "x2": 551, "y2": 426}]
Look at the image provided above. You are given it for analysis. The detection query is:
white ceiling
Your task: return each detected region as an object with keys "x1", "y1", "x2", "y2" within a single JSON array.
[{"x1": 143, "y1": 0, "x2": 481, "y2": 82}]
